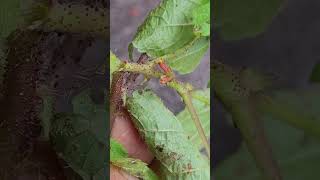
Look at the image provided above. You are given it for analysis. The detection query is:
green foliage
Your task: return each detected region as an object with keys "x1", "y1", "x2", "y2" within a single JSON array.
[
  {"x1": 167, "y1": 37, "x2": 209, "y2": 74},
  {"x1": 214, "y1": 0, "x2": 284, "y2": 40},
  {"x1": 0, "y1": 0, "x2": 24, "y2": 95},
  {"x1": 110, "y1": 51, "x2": 122, "y2": 81},
  {"x1": 110, "y1": 138, "x2": 158, "y2": 180},
  {"x1": 130, "y1": 0, "x2": 209, "y2": 74},
  {"x1": 50, "y1": 90, "x2": 107, "y2": 180},
  {"x1": 112, "y1": 158, "x2": 159, "y2": 180},
  {"x1": 27, "y1": 0, "x2": 108, "y2": 38},
  {"x1": 110, "y1": 138, "x2": 128, "y2": 162},
  {"x1": 177, "y1": 89, "x2": 210, "y2": 151},
  {"x1": 0, "y1": 0, "x2": 22, "y2": 39},
  {"x1": 309, "y1": 62, "x2": 320, "y2": 83},
  {"x1": 38, "y1": 87, "x2": 55, "y2": 140},
  {"x1": 192, "y1": 0, "x2": 210, "y2": 36},
  {"x1": 216, "y1": 85, "x2": 320, "y2": 180},
  {"x1": 127, "y1": 90, "x2": 210, "y2": 179},
  {"x1": 213, "y1": 61, "x2": 320, "y2": 179},
  {"x1": 257, "y1": 85, "x2": 320, "y2": 140},
  {"x1": 212, "y1": 61, "x2": 284, "y2": 179}
]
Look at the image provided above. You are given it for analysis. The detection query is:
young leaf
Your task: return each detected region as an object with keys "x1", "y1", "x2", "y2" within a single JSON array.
[
  {"x1": 167, "y1": 37, "x2": 209, "y2": 74},
  {"x1": 177, "y1": 89, "x2": 210, "y2": 151},
  {"x1": 214, "y1": 0, "x2": 284, "y2": 40},
  {"x1": 131, "y1": 0, "x2": 210, "y2": 74},
  {"x1": 132, "y1": 0, "x2": 200, "y2": 57},
  {"x1": 127, "y1": 90, "x2": 210, "y2": 179}
]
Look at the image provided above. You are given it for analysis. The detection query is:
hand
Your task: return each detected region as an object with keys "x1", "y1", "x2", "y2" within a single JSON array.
[{"x1": 110, "y1": 113, "x2": 154, "y2": 180}]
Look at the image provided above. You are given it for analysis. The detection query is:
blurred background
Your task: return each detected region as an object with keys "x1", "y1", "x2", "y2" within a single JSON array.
[{"x1": 213, "y1": 0, "x2": 320, "y2": 179}]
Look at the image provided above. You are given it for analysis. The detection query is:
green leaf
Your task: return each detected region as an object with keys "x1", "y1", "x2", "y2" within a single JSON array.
[
  {"x1": 177, "y1": 89, "x2": 210, "y2": 151},
  {"x1": 110, "y1": 138, "x2": 128, "y2": 162},
  {"x1": 0, "y1": 0, "x2": 25, "y2": 95},
  {"x1": 212, "y1": 61, "x2": 286, "y2": 179},
  {"x1": 131, "y1": 0, "x2": 210, "y2": 74},
  {"x1": 131, "y1": 0, "x2": 204, "y2": 57},
  {"x1": 309, "y1": 62, "x2": 320, "y2": 83},
  {"x1": 112, "y1": 158, "x2": 159, "y2": 180},
  {"x1": 167, "y1": 37, "x2": 209, "y2": 74},
  {"x1": 110, "y1": 139, "x2": 158, "y2": 180},
  {"x1": 50, "y1": 90, "x2": 108, "y2": 180},
  {"x1": 27, "y1": 1, "x2": 108, "y2": 38},
  {"x1": 257, "y1": 85, "x2": 320, "y2": 141},
  {"x1": 214, "y1": 63, "x2": 320, "y2": 179},
  {"x1": 214, "y1": 0, "x2": 284, "y2": 40},
  {"x1": 192, "y1": 1, "x2": 210, "y2": 36},
  {"x1": 110, "y1": 51, "x2": 122, "y2": 81},
  {"x1": 72, "y1": 90, "x2": 107, "y2": 144},
  {"x1": 215, "y1": 87, "x2": 320, "y2": 179},
  {"x1": 127, "y1": 90, "x2": 210, "y2": 179},
  {"x1": 0, "y1": 0, "x2": 22, "y2": 40}
]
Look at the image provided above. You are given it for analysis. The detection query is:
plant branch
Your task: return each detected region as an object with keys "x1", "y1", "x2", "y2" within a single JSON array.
[
  {"x1": 168, "y1": 81, "x2": 210, "y2": 158},
  {"x1": 118, "y1": 60, "x2": 210, "y2": 158}
]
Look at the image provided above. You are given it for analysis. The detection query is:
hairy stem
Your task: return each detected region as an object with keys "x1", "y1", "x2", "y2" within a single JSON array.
[
  {"x1": 168, "y1": 81, "x2": 210, "y2": 157},
  {"x1": 118, "y1": 61, "x2": 210, "y2": 158}
]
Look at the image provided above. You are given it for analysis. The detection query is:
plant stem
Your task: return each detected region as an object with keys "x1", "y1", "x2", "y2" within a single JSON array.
[
  {"x1": 168, "y1": 81, "x2": 210, "y2": 157},
  {"x1": 118, "y1": 61, "x2": 210, "y2": 158},
  {"x1": 119, "y1": 61, "x2": 162, "y2": 78}
]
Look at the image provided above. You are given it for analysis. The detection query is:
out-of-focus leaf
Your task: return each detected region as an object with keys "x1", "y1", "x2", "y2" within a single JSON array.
[
  {"x1": 38, "y1": 87, "x2": 54, "y2": 140},
  {"x1": 50, "y1": 90, "x2": 108, "y2": 180},
  {"x1": 0, "y1": 0, "x2": 24, "y2": 95},
  {"x1": 215, "y1": 85, "x2": 320, "y2": 179},
  {"x1": 26, "y1": 1, "x2": 108, "y2": 38},
  {"x1": 177, "y1": 89, "x2": 210, "y2": 151},
  {"x1": 214, "y1": 0, "x2": 284, "y2": 40},
  {"x1": 72, "y1": 90, "x2": 107, "y2": 144},
  {"x1": 0, "y1": 0, "x2": 22, "y2": 39},
  {"x1": 257, "y1": 85, "x2": 320, "y2": 140},
  {"x1": 127, "y1": 90, "x2": 210, "y2": 179},
  {"x1": 309, "y1": 62, "x2": 320, "y2": 83}
]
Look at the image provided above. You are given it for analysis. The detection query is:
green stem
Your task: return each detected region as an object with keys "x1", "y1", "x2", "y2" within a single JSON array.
[
  {"x1": 168, "y1": 81, "x2": 210, "y2": 157},
  {"x1": 119, "y1": 61, "x2": 162, "y2": 78},
  {"x1": 191, "y1": 93, "x2": 210, "y2": 106},
  {"x1": 118, "y1": 61, "x2": 210, "y2": 158}
]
